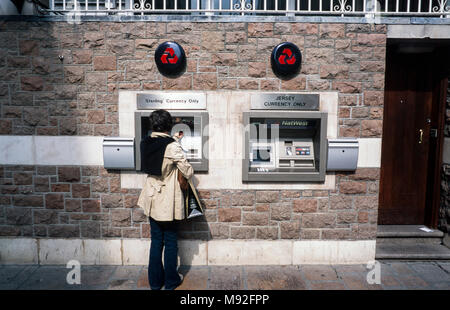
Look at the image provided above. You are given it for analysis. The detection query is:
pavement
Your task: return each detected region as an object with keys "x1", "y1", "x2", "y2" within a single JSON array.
[{"x1": 0, "y1": 261, "x2": 449, "y2": 290}]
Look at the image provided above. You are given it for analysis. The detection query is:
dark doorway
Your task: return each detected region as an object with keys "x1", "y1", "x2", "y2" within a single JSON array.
[{"x1": 378, "y1": 40, "x2": 450, "y2": 227}]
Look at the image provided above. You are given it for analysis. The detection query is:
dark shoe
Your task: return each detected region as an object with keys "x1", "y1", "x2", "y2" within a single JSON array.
[
  {"x1": 165, "y1": 273, "x2": 184, "y2": 290},
  {"x1": 174, "y1": 273, "x2": 184, "y2": 290}
]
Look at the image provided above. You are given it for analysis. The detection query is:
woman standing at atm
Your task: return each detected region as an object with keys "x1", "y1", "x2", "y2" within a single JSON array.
[{"x1": 137, "y1": 109, "x2": 194, "y2": 290}]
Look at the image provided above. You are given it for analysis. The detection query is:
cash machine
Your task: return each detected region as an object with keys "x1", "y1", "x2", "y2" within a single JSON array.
[
  {"x1": 135, "y1": 111, "x2": 208, "y2": 172},
  {"x1": 243, "y1": 94, "x2": 328, "y2": 182},
  {"x1": 134, "y1": 92, "x2": 209, "y2": 172}
]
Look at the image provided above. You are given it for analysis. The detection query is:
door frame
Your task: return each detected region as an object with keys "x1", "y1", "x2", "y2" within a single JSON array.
[{"x1": 424, "y1": 68, "x2": 448, "y2": 228}]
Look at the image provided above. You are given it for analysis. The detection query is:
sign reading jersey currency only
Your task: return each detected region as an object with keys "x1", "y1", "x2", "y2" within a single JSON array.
[
  {"x1": 251, "y1": 93, "x2": 319, "y2": 111},
  {"x1": 137, "y1": 93, "x2": 206, "y2": 110}
]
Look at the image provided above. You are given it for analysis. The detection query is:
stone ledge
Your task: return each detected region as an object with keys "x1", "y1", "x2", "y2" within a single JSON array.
[
  {"x1": 0, "y1": 237, "x2": 376, "y2": 265},
  {"x1": 375, "y1": 243, "x2": 450, "y2": 260},
  {"x1": 377, "y1": 225, "x2": 444, "y2": 238},
  {"x1": 1, "y1": 14, "x2": 450, "y2": 25},
  {"x1": 387, "y1": 24, "x2": 450, "y2": 39}
]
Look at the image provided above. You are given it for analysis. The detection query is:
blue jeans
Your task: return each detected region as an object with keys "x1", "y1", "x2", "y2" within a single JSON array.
[{"x1": 148, "y1": 217, "x2": 181, "y2": 290}]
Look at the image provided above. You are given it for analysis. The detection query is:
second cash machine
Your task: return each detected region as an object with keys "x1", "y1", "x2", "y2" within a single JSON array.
[{"x1": 243, "y1": 94, "x2": 327, "y2": 182}]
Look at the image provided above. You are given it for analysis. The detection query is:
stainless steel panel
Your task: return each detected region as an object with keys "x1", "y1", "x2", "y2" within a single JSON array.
[
  {"x1": 103, "y1": 137, "x2": 135, "y2": 170},
  {"x1": 326, "y1": 139, "x2": 359, "y2": 171}
]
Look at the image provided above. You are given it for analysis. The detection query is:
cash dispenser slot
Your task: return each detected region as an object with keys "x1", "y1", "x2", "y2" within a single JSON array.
[
  {"x1": 294, "y1": 160, "x2": 314, "y2": 168},
  {"x1": 279, "y1": 160, "x2": 291, "y2": 167}
]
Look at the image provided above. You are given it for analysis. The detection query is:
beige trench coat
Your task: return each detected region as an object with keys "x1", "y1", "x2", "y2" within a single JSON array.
[{"x1": 137, "y1": 132, "x2": 194, "y2": 221}]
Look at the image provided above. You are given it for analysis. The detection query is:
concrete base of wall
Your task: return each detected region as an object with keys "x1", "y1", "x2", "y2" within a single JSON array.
[{"x1": 0, "y1": 238, "x2": 376, "y2": 266}]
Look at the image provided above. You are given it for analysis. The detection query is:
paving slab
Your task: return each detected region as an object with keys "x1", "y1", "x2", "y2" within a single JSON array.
[
  {"x1": 437, "y1": 262, "x2": 450, "y2": 273},
  {"x1": 407, "y1": 262, "x2": 450, "y2": 282},
  {"x1": 136, "y1": 268, "x2": 150, "y2": 289},
  {"x1": 111, "y1": 266, "x2": 143, "y2": 280},
  {"x1": 301, "y1": 265, "x2": 340, "y2": 282},
  {"x1": 334, "y1": 264, "x2": 367, "y2": 275},
  {"x1": 108, "y1": 279, "x2": 137, "y2": 290},
  {"x1": 246, "y1": 266, "x2": 306, "y2": 290},
  {"x1": 17, "y1": 266, "x2": 78, "y2": 290},
  {"x1": 381, "y1": 261, "x2": 417, "y2": 276},
  {"x1": 0, "y1": 265, "x2": 26, "y2": 283},
  {"x1": 0, "y1": 265, "x2": 38, "y2": 290},
  {"x1": 177, "y1": 266, "x2": 209, "y2": 290},
  {"x1": 379, "y1": 274, "x2": 403, "y2": 289},
  {"x1": 397, "y1": 275, "x2": 430, "y2": 289},
  {"x1": 78, "y1": 266, "x2": 117, "y2": 289},
  {"x1": 340, "y1": 273, "x2": 371, "y2": 290},
  {"x1": 0, "y1": 261, "x2": 449, "y2": 290},
  {"x1": 309, "y1": 282, "x2": 346, "y2": 290},
  {"x1": 430, "y1": 282, "x2": 450, "y2": 289},
  {"x1": 208, "y1": 266, "x2": 243, "y2": 290}
]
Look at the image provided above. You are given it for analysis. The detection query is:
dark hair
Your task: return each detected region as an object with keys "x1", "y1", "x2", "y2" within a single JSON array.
[{"x1": 149, "y1": 109, "x2": 173, "y2": 133}]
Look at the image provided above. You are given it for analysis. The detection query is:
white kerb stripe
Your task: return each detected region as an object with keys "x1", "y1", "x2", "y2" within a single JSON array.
[{"x1": 0, "y1": 238, "x2": 376, "y2": 265}]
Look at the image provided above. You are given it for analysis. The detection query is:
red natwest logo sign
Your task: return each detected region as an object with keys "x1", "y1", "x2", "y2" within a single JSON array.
[
  {"x1": 278, "y1": 48, "x2": 296, "y2": 65},
  {"x1": 160, "y1": 47, "x2": 178, "y2": 64},
  {"x1": 155, "y1": 41, "x2": 186, "y2": 77},
  {"x1": 271, "y1": 42, "x2": 302, "y2": 78}
]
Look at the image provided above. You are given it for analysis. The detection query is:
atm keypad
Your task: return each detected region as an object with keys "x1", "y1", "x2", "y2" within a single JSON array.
[{"x1": 295, "y1": 146, "x2": 310, "y2": 156}]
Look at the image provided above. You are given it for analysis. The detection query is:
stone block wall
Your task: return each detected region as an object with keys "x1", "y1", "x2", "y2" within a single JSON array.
[
  {"x1": 439, "y1": 78, "x2": 450, "y2": 236},
  {"x1": 0, "y1": 164, "x2": 379, "y2": 240},
  {"x1": 0, "y1": 21, "x2": 386, "y2": 240},
  {"x1": 0, "y1": 21, "x2": 386, "y2": 137}
]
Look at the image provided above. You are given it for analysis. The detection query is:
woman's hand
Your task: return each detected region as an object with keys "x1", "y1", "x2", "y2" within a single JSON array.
[{"x1": 173, "y1": 131, "x2": 184, "y2": 141}]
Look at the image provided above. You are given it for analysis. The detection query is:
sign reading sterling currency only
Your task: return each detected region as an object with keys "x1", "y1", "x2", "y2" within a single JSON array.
[
  {"x1": 137, "y1": 93, "x2": 206, "y2": 110},
  {"x1": 251, "y1": 93, "x2": 319, "y2": 111}
]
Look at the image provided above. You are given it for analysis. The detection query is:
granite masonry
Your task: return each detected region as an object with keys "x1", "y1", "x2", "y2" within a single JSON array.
[
  {"x1": 439, "y1": 78, "x2": 450, "y2": 242},
  {"x1": 0, "y1": 164, "x2": 380, "y2": 240}
]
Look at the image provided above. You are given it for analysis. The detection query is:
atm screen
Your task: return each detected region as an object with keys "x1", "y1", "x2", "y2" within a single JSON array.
[
  {"x1": 173, "y1": 116, "x2": 195, "y2": 130},
  {"x1": 253, "y1": 148, "x2": 271, "y2": 162}
]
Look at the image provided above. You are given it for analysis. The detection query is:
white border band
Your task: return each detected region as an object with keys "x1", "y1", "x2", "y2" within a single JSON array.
[{"x1": 0, "y1": 238, "x2": 376, "y2": 265}]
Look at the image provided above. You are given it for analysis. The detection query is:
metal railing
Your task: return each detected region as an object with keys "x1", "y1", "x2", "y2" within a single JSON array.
[{"x1": 42, "y1": 0, "x2": 450, "y2": 17}]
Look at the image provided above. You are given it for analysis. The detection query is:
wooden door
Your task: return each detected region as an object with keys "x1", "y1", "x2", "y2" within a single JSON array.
[{"x1": 378, "y1": 49, "x2": 444, "y2": 225}]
